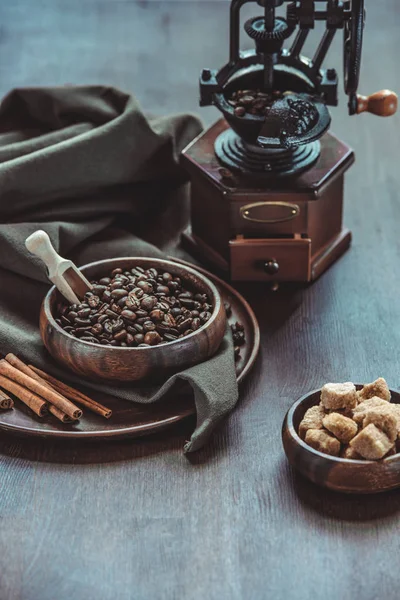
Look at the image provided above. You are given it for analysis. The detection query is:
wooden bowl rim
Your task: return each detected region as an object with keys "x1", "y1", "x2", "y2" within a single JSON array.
[
  {"x1": 285, "y1": 386, "x2": 400, "y2": 465},
  {"x1": 43, "y1": 257, "x2": 224, "y2": 352}
]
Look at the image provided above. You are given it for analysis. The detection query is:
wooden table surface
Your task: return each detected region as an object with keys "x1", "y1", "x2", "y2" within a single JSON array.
[{"x1": 0, "y1": 1, "x2": 399, "y2": 599}]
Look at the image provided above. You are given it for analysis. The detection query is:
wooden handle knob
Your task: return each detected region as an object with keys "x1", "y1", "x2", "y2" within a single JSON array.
[{"x1": 356, "y1": 90, "x2": 398, "y2": 117}]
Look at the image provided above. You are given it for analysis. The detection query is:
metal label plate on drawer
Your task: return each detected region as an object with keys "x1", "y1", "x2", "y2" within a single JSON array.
[
  {"x1": 240, "y1": 202, "x2": 300, "y2": 224},
  {"x1": 230, "y1": 237, "x2": 311, "y2": 282}
]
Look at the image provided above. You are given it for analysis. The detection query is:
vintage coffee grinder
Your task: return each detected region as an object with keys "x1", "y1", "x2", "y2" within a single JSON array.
[{"x1": 181, "y1": 0, "x2": 397, "y2": 282}]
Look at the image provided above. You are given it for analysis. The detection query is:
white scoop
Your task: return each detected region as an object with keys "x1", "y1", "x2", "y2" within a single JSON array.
[{"x1": 25, "y1": 230, "x2": 92, "y2": 304}]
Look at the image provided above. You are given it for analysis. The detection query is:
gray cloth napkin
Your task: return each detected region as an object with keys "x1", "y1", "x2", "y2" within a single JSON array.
[{"x1": 0, "y1": 85, "x2": 238, "y2": 452}]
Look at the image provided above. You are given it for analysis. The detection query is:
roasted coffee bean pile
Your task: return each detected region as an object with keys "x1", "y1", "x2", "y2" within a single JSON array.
[
  {"x1": 224, "y1": 302, "x2": 246, "y2": 362},
  {"x1": 228, "y1": 89, "x2": 283, "y2": 118},
  {"x1": 56, "y1": 266, "x2": 214, "y2": 347}
]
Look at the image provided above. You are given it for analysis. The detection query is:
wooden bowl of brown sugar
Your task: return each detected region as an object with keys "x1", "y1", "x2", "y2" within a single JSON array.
[
  {"x1": 282, "y1": 387, "x2": 400, "y2": 494},
  {"x1": 40, "y1": 257, "x2": 226, "y2": 382}
]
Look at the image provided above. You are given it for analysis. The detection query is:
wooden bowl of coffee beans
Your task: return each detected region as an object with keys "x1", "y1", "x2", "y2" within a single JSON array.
[{"x1": 40, "y1": 257, "x2": 226, "y2": 382}]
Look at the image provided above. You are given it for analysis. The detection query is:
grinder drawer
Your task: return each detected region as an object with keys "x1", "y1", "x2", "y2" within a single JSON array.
[{"x1": 229, "y1": 237, "x2": 311, "y2": 282}]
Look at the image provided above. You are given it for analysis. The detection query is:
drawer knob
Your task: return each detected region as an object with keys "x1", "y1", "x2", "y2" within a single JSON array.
[{"x1": 263, "y1": 259, "x2": 279, "y2": 275}]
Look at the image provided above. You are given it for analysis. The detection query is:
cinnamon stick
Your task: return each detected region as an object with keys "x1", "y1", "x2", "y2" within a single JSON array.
[
  {"x1": 0, "y1": 375, "x2": 47, "y2": 417},
  {"x1": 6, "y1": 354, "x2": 51, "y2": 385},
  {"x1": 0, "y1": 360, "x2": 82, "y2": 420},
  {"x1": 5, "y1": 354, "x2": 74, "y2": 422},
  {"x1": 48, "y1": 405, "x2": 75, "y2": 423},
  {"x1": 29, "y1": 365, "x2": 112, "y2": 419},
  {"x1": 0, "y1": 389, "x2": 14, "y2": 410}
]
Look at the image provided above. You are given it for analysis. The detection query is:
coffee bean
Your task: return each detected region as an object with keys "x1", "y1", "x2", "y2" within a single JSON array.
[
  {"x1": 120, "y1": 309, "x2": 137, "y2": 322},
  {"x1": 163, "y1": 313, "x2": 176, "y2": 327},
  {"x1": 168, "y1": 281, "x2": 180, "y2": 292},
  {"x1": 136, "y1": 281, "x2": 153, "y2": 294},
  {"x1": 132, "y1": 323, "x2": 144, "y2": 333},
  {"x1": 134, "y1": 333, "x2": 144, "y2": 345},
  {"x1": 77, "y1": 308, "x2": 91, "y2": 319},
  {"x1": 156, "y1": 285, "x2": 170, "y2": 295},
  {"x1": 110, "y1": 289, "x2": 127, "y2": 300},
  {"x1": 234, "y1": 321, "x2": 245, "y2": 332},
  {"x1": 177, "y1": 318, "x2": 192, "y2": 333},
  {"x1": 164, "y1": 333, "x2": 178, "y2": 342},
  {"x1": 179, "y1": 291, "x2": 194, "y2": 299},
  {"x1": 132, "y1": 288, "x2": 144, "y2": 299},
  {"x1": 162, "y1": 272, "x2": 173, "y2": 283},
  {"x1": 92, "y1": 285, "x2": 106, "y2": 296},
  {"x1": 192, "y1": 318, "x2": 201, "y2": 331},
  {"x1": 157, "y1": 301, "x2": 170, "y2": 312},
  {"x1": 234, "y1": 106, "x2": 245, "y2": 117},
  {"x1": 104, "y1": 321, "x2": 113, "y2": 335},
  {"x1": 102, "y1": 290, "x2": 112, "y2": 303},
  {"x1": 126, "y1": 333, "x2": 134, "y2": 346},
  {"x1": 74, "y1": 318, "x2": 91, "y2": 327},
  {"x1": 110, "y1": 303, "x2": 121, "y2": 315},
  {"x1": 180, "y1": 298, "x2": 195, "y2": 309},
  {"x1": 100, "y1": 339, "x2": 111, "y2": 345},
  {"x1": 125, "y1": 295, "x2": 140, "y2": 310},
  {"x1": 60, "y1": 315, "x2": 71, "y2": 326},
  {"x1": 200, "y1": 311, "x2": 212, "y2": 322},
  {"x1": 141, "y1": 296, "x2": 157, "y2": 311},
  {"x1": 171, "y1": 307, "x2": 182, "y2": 317},
  {"x1": 63, "y1": 326, "x2": 74, "y2": 333},
  {"x1": 232, "y1": 331, "x2": 245, "y2": 346},
  {"x1": 111, "y1": 268, "x2": 123, "y2": 276},
  {"x1": 116, "y1": 296, "x2": 127, "y2": 308},
  {"x1": 88, "y1": 295, "x2": 101, "y2": 308},
  {"x1": 143, "y1": 321, "x2": 156, "y2": 332},
  {"x1": 149, "y1": 309, "x2": 164, "y2": 322},
  {"x1": 111, "y1": 319, "x2": 124, "y2": 333},
  {"x1": 67, "y1": 311, "x2": 78, "y2": 321},
  {"x1": 195, "y1": 293, "x2": 208, "y2": 303},
  {"x1": 114, "y1": 329, "x2": 127, "y2": 342},
  {"x1": 144, "y1": 331, "x2": 162, "y2": 345},
  {"x1": 99, "y1": 277, "x2": 111, "y2": 286}
]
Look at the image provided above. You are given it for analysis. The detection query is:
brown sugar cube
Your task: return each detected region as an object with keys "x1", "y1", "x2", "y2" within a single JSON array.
[
  {"x1": 383, "y1": 446, "x2": 397, "y2": 458},
  {"x1": 304, "y1": 428, "x2": 341, "y2": 457},
  {"x1": 341, "y1": 445, "x2": 363, "y2": 460},
  {"x1": 390, "y1": 404, "x2": 400, "y2": 437},
  {"x1": 320, "y1": 382, "x2": 357, "y2": 411},
  {"x1": 363, "y1": 408, "x2": 398, "y2": 442},
  {"x1": 352, "y1": 396, "x2": 390, "y2": 425},
  {"x1": 322, "y1": 412, "x2": 358, "y2": 444},
  {"x1": 357, "y1": 377, "x2": 391, "y2": 402},
  {"x1": 349, "y1": 424, "x2": 394, "y2": 460},
  {"x1": 298, "y1": 404, "x2": 325, "y2": 439}
]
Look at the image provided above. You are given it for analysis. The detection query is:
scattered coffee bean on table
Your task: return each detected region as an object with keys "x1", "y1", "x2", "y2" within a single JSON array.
[
  {"x1": 228, "y1": 89, "x2": 283, "y2": 118},
  {"x1": 56, "y1": 266, "x2": 214, "y2": 347}
]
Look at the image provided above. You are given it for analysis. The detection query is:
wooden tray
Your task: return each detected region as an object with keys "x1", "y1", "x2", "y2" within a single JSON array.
[{"x1": 0, "y1": 261, "x2": 260, "y2": 441}]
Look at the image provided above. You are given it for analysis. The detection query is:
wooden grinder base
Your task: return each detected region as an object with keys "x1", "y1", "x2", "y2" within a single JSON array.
[{"x1": 181, "y1": 119, "x2": 355, "y2": 283}]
